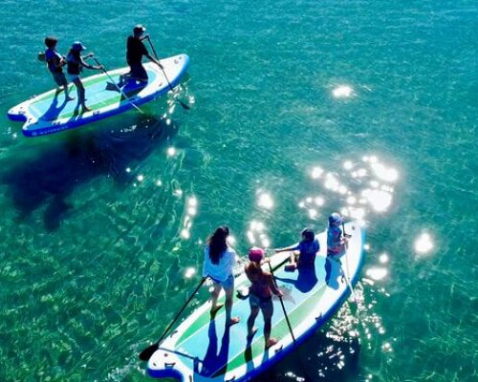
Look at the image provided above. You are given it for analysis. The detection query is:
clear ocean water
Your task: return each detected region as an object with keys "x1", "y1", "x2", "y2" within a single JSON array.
[{"x1": 1, "y1": 1, "x2": 477, "y2": 381}]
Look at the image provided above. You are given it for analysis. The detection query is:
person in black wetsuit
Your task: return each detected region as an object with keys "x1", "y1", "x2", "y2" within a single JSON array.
[{"x1": 120, "y1": 25, "x2": 163, "y2": 85}]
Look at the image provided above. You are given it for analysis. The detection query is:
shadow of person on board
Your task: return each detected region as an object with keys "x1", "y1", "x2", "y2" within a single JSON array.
[
  {"x1": 39, "y1": 95, "x2": 70, "y2": 121},
  {"x1": 274, "y1": 265, "x2": 319, "y2": 294},
  {"x1": 195, "y1": 319, "x2": 231, "y2": 380},
  {"x1": 325, "y1": 256, "x2": 344, "y2": 290},
  {"x1": 0, "y1": 116, "x2": 177, "y2": 231}
]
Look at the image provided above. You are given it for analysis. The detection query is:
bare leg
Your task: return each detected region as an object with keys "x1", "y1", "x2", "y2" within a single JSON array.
[
  {"x1": 262, "y1": 300, "x2": 277, "y2": 348},
  {"x1": 247, "y1": 306, "x2": 260, "y2": 338},
  {"x1": 63, "y1": 83, "x2": 74, "y2": 101},
  {"x1": 210, "y1": 283, "x2": 222, "y2": 317},
  {"x1": 224, "y1": 286, "x2": 240, "y2": 326},
  {"x1": 73, "y1": 78, "x2": 89, "y2": 112}
]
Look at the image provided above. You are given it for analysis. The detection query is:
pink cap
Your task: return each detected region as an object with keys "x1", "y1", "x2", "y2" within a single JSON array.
[{"x1": 248, "y1": 247, "x2": 265, "y2": 262}]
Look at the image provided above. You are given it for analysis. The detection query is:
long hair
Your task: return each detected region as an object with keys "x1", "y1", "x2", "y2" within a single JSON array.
[
  {"x1": 67, "y1": 48, "x2": 80, "y2": 61},
  {"x1": 207, "y1": 226, "x2": 229, "y2": 265}
]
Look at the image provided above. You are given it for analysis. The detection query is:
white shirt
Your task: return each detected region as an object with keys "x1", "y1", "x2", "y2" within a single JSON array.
[{"x1": 202, "y1": 245, "x2": 237, "y2": 282}]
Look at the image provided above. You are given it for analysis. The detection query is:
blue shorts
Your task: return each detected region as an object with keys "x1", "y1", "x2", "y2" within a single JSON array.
[{"x1": 210, "y1": 274, "x2": 234, "y2": 290}]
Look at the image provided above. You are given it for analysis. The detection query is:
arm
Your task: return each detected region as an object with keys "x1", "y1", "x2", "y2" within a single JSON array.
[
  {"x1": 275, "y1": 243, "x2": 300, "y2": 253},
  {"x1": 80, "y1": 54, "x2": 102, "y2": 70},
  {"x1": 146, "y1": 53, "x2": 164, "y2": 69},
  {"x1": 267, "y1": 273, "x2": 283, "y2": 296}
]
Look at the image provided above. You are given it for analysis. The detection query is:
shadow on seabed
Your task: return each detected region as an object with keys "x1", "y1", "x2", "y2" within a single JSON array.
[{"x1": 1, "y1": 115, "x2": 178, "y2": 231}]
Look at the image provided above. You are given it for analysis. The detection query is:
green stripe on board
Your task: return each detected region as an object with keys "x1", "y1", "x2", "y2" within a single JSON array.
[
  {"x1": 216, "y1": 284, "x2": 327, "y2": 374},
  {"x1": 31, "y1": 73, "x2": 117, "y2": 105}
]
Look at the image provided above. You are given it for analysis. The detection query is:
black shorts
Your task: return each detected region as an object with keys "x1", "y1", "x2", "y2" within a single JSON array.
[{"x1": 129, "y1": 63, "x2": 148, "y2": 81}]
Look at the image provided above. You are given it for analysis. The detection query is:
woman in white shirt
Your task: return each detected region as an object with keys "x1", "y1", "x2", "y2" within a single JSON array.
[{"x1": 202, "y1": 226, "x2": 240, "y2": 326}]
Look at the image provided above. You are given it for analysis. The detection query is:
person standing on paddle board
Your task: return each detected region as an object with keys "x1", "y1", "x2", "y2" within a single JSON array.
[
  {"x1": 202, "y1": 226, "x2": 240, "y2": 326},
  {"x1": 275, "y1": 228, "x2": 320, "y2": 271},
  {"x1": 325, "y1": 212, "x2": 347, "y2": 284},
  {"x1": 66, "y1": 42, "x2": 103, "y2": 113},
  {"x1": 119, "y1": 25, "x2": 163, "y2": 85},
  {"x1": 43, "y1": 37, "x2": 74, "y2": 101},
  {"x1": 245, "y1": 247, "x2": 283, "y2": 349}
]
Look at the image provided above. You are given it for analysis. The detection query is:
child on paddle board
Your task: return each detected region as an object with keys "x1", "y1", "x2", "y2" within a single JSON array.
[
  {"x1": 66, "y1": 41, "x2": 103, "y2": 113},
  {"x1": 202, "y1": 226, "x2": 240, "y2": 326},
  {"x1": 43, "y1": 37, "x2": 73, "y2": 101},
  {"x1": 325, "y1": 212, "x2": 347, "y2": 284},
  {"x1": 275, "y1": 228, "x2": 320, "y2": 271},
  {"x1": 245, "y1": 247, "x2": 283, "y2": 349}
]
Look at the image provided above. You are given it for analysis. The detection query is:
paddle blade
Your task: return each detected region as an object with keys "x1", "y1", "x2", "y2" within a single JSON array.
[
  {"x1": 178, "y1": 100, "x2": 191, "y2": 110},
  {"x1": 139, "y1": 343, "x2": 159, "y2": 361}
]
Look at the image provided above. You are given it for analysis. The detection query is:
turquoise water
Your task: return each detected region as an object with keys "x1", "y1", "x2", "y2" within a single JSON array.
[{"x1": 1, "y1": 0, "x2": 477, "y2": 381}]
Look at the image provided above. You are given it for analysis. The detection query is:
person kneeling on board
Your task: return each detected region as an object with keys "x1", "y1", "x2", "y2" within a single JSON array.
[
  {"x1": 325, "y1": 212, "x2": 347, "y2": 284},
  {"x1": 275, "y1": 228, "x2": 320, "y2": 271},
  {"x1": 202, "y1": 226, "x2": 240, "y2": 326},
  {"x1": 118, "y1": 25, "x2": 163, "y2": 86},
  {"x1": 66, "y1": 41, "x2": 103, "y2": 113},
  {"x1": 43, "y1": 36, "x2": 74, "y2": 101},
  {"x1": 245, "y1": 247, "x2": 283, "y2": 349}
]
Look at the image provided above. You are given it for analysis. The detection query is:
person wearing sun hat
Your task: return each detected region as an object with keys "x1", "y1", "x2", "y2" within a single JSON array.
[
  {"x1": 66, "y1": 41, "x2": 103, "y2": 113},
  {"x1": 245, "y1": 247, "x2": 283, "y2": 349}
]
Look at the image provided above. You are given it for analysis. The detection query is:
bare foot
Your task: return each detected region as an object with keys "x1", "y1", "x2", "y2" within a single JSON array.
[
  {"x1": 247, "y1": 326, "x2": 258, "y2": 340},
  {"x1": 82, "y1": 106, "x2": 92, "y2": 113},
  {"x1": 210, "y1": 303, "x2": 224, "y2": 318},
  {"x1": 227, "y1": 317, "x2": 240, "y2": 326},
  {"x1": 265, "y1": 338, "x2": 278, "y2": 349}
]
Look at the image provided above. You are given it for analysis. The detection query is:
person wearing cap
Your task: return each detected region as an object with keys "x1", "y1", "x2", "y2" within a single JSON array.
[
  {"x1": 120, "y1": 25, "x2": 163, "y2": 84},
  {"x1": 325, "y1": 212, "x2": 347, "y2": 285},
  {"x1": 245, "y1": 247, "x2": 283, "y2": 349},
  {"x1": 43, "y1": 36, "x2": 74, "y2": 101},
  {"x1": 202, "y1": 226, "x2": 240, "y2": 326},
  {"x1": 275, "y1": 228, "x2": 320, "y2": 271},
  {"x1": 66, "y1": 42, "x2": 103, "y2": 113},
  {"x1": 327, "y1": 213, "x2": 346, "y2": 257}
]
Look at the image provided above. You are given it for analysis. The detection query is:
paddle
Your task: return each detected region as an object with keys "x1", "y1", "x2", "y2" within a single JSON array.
[
  {"x1": 267, "y1": 258, "x2": 296, "y2": 343},
  {"x1": 145, "y1": 36, "x2": 191, "y2": 110},
  {"x1": 139, "y1": 276, "x2": 207, "y2": 362},
  {"x1": 341, "y1": 223, "x2": 356, "y2": 302},
  {"x1": 92, "y1": 57, "x2": 145, "y2": 115}
]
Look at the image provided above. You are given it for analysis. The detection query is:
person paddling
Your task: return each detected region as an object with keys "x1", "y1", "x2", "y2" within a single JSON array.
[
  {"x1": 202, "y1": 226, "x2": 240, "y2": 326},
  {"x1": 119, "y1": 25, "x2": 163, "y2": 85},
  {"x1": 44, "y1": 37, "x2": 73, "y2": 101},
  {"x1": 245, "y1": 247, "x2": 283, "y2": 349},
  {"x1": 275, "y1": 228, "x2": 320, "y2": 271},
  {"x1": 66, "y1": 42, "x2": 103, "y2": 113},
  {"x1": 325, "y1": 212, "x2": 347, "y2": 284}
]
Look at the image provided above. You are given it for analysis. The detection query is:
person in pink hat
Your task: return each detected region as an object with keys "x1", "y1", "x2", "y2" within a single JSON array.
[{"x1": 244, "y1": 247, "x2": 283, "y2": 349}]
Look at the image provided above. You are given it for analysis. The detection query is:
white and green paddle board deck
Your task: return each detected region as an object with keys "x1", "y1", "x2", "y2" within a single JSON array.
[
  {"x1": 147, "y1": 222, "x2": 365, "y2": 381},
  {"x1": 7, "y1": 54, "x2": 189, "y2": 137}
]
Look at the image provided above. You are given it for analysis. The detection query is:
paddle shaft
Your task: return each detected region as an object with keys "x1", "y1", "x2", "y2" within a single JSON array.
[
  {"x1": 267, "y1": 262, "x2": 296, "y2": 343},
  {"x1": 146, "y1": 37, "x2": 190, "y2": 110},
  {"x1": 342, "y1": 223, "x2": 356, "y2": 301},
  {"x1": 139, "y1": 277, "x2": 207, "y2": 361},
  {"x1": 92, "y1": 58, "x2": 144, "y2": 115}
]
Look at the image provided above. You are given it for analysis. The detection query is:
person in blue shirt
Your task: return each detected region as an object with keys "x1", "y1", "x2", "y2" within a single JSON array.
[
  {"x1": 66, "y1": 42, "x2": 103, "y2": 113},
  {"x1": 44, "y1": 37, "x2": 73, "y2": 101},
  {"x1": 275, "y1": 228, "x2": 320, "y2": 271}
]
